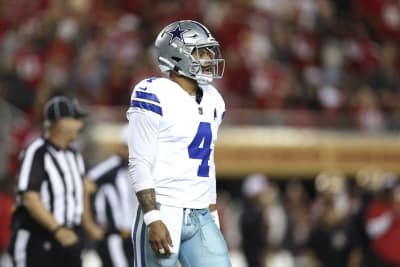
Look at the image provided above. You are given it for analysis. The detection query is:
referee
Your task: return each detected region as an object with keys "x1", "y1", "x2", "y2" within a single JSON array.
[
  {"x1": 8, "y1": 96, "x2": 90, "y2": 267},
  {"x1": 85, "y1": 124, "x2": 136, "y2": 267}
]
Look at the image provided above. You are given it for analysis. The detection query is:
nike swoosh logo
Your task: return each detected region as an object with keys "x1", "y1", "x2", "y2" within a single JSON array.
[{"x1": 138, "y1": 86, "x2": 147, "y2": 91}]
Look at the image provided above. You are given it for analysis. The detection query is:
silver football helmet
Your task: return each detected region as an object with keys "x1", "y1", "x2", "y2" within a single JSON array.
[{"x1": 155, "y1": 20, "x2": 225, "y2": 84}]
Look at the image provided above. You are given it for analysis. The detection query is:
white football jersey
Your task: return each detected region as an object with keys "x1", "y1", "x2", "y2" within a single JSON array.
[{"x1": 126, "y1": 77, "x2": 225, "y2": 209}]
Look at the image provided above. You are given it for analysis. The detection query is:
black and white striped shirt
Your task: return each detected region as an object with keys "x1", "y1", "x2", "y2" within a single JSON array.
[
  {"x1": 14, "y1": 137, "x2": 85, "y2": 230},
  {"x1": 87, "y1": 155, "x2": 136, "y2": 232}
]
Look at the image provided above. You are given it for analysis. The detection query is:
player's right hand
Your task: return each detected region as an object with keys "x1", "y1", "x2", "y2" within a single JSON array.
[
  {"x1": 54, "y1": 228, "x2": 79, "y2": 247},
  {"x1": 147, "y1": 220, "x2": 173, "y2": 256}
]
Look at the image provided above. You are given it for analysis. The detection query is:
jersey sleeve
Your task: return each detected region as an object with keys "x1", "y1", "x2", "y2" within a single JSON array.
[
  {"x1": 211, "y1": 85, "x2": 225, "y2": 203},
  {"x1": 127, "y1": 110, "x2": 161, "y2": 192},
  {"x1": 126, "y1": 79, "x2": 162, "y2": 192},
  {"x1": 17, "y1": 144, "x2": 46, "y2": 192},
  {"x1": 215, "y1": 88, "x2": 226, "y2": 128}
]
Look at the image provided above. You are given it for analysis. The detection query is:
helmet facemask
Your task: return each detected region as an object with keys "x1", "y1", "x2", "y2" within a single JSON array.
[{"x1": 189, "y1": 44, "x2": 225, "y2": 84}]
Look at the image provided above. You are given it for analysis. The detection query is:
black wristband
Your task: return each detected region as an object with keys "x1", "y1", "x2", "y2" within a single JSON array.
[{"x1": 52, "y1": 225, "x2": 63, "y2": 234}]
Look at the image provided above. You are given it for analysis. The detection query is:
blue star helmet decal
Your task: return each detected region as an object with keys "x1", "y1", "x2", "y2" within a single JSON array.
[{"x1": 166, "y1": 24, "x2": 189, "y2": 44}]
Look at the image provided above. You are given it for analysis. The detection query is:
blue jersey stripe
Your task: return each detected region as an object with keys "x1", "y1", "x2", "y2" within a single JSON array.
[
  {"x1": 140, "y1": 222, "x2": 147, "y2": 267},
  {"x1": 132, "y1": 207, "x2": 141, "y2": 267},
  {"x1": 131, "y1": 100, "x2": 163, "y2": 116},
  {"x1": 135, "y1": 91, "x2": 160, "y2": 103}
]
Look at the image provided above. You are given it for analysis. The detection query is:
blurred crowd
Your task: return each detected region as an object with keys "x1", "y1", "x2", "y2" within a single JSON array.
[
  {"x1": 2, "y1": 0, "x2": 400, "y2": 266},
  {"x1": 219, "y1": 169, "x2": 400, "y2": 267},
  {"x1": 2, "y1": 0, "x2": 400, "y2": 130},
  {"x1": 2, "y1": 0, "x2": 400, "y2": 173}
]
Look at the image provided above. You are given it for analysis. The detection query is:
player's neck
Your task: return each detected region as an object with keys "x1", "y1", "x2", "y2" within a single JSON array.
[{"x1": 170, "y1": 72, "x2": 197, "y2": 96}]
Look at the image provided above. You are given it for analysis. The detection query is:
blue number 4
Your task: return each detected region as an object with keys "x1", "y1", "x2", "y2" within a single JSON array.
[{"x1": 188, "y1": 122, "x2": 212, "y2": 177}]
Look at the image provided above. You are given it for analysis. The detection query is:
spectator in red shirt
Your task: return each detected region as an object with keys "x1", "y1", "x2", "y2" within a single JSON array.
[
  {"x1": 0, "y1": 174, "x2": 15, "y2": 266},
  {"x1": 365, "y1": 181, "x2": 400, "y2": 267}
]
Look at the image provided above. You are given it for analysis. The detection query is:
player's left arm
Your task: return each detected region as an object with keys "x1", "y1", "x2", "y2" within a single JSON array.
[{"x1": 209, "y1": 88, "x2": 226, "y2": 229}]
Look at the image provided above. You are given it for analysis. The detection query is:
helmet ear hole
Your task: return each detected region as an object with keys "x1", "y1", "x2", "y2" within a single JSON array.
[{"x1": 171, "y1": 56, "x2": 182, "y2": 62}]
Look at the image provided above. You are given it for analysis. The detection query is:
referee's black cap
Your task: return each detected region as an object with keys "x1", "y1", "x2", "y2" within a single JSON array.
[{"x1": 44, "y1": 96, "x2": 88, "y2": 121}]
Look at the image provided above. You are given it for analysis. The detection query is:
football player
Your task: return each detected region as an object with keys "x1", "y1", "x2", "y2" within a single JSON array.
[{"x1": 126, "y1": 20, "x2": 231, "y2": 267}]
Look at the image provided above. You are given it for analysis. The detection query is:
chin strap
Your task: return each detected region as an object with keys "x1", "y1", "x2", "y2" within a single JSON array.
[{"x1": 195, "y1": 87, "x2": 203, "y2": 104}]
